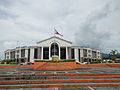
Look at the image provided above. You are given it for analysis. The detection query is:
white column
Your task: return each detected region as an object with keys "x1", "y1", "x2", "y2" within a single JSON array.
[
  {"x1": 69, "y1": 48, "x2": 71, "y2": 59},
  {"x1": 15, "y1": 50, "x2": 17, "y2": 62},
  {"x1": 19, "y1": 49, "x2": 21, "y2": 58},
  {"x1": 80, "y1": 49, "x2": 83, "y2": 62},
  {"x1": 49, "y1": 46, "x2": 51, "y2": 60},
  {"x1": 37, "y1": 47, "x2": 40, "y2": 59},
  {"x1": 25, "y1": 49, "x2": 28, "y2": 62},
  {"x1": 19, "y1": 49, "x2": 21, "y2": 63},
  {"x1": 41, "y1": 47, "x2": 43, "y2": 60},
  {"x1": 66, "y1": 47, "x2": 68, "y2": 59},
  {"x1": 75, "y1": 48, "x2": 78, "y2": 62},
  {"x1": 87, "y1": 50, "x2": 89, "y2": 64},
  {"x1": 15, "y1": 50, "x2": 19, "y2": 63},
  {"x1": 30, "y1": 48, "x2": 34, "y2": 62},
  {"x1": 68, "y1": 47, "x2": 71, "y2": 59},
  {"x1": 59, "y1": 46, "x2": 60, "y2": 59}
]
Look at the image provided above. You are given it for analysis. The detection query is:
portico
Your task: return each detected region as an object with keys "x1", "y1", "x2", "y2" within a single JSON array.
[{"x1": 36, "y1": 36, "x2": 72, "y2": 60}]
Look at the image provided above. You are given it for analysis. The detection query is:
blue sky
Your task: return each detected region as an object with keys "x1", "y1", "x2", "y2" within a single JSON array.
[{"x1": 0, "y1": 0, "x2": 120, "y2": 59}]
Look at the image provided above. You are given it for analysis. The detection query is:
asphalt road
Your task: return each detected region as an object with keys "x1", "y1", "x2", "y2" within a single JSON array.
[{"x1": 0, "y1": 67, "x2": 120, "y2": 90}]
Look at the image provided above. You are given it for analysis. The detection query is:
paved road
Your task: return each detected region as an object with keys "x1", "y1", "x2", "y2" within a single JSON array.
[
  {"x1": 0, "y1": 67, "x2": 120, "y2": 90},
  {"x1": 1, "y1": 87, "x2": 120, "y2": 90}
]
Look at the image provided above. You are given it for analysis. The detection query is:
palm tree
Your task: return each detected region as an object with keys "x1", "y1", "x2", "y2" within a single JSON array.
[{"x1": 109, "y1": 50, "x2": 118, "y2": 60}]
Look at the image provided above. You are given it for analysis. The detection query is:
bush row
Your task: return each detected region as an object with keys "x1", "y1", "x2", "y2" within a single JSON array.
[{"x1": 34, "y1": 59, "x2": 75, "y2": 62}]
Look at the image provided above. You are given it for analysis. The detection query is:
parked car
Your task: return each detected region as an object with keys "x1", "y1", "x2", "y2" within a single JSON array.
[{"x1": 76, "y1": 61, "x2": 88, "y2": 64}]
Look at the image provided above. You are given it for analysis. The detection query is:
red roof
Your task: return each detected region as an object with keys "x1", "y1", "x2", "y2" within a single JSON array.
[
  {"x1": 5, "y1": 46, "x2": 38, "y2": 52},
  {"x1": 16, "y1": 46, "x2": 38, "y2": 49},
  {"x1": 71, "y1": 46, "x2": 90, "y2": 49}
]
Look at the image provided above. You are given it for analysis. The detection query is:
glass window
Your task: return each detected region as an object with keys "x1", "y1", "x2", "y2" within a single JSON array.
[{"x1": 71, "y1": 49, "x2": 75, "y2": 59}]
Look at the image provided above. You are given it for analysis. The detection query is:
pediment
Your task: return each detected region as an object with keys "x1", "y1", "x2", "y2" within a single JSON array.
[{"x1": 37, "y1": 36, "x2": 72, "y2": 47}]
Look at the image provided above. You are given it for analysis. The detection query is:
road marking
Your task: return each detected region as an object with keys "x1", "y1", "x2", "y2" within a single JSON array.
[
  {"x1": 76, "y1": 71, "x2": 79, "y2": 73},
  {"x1": 32, "y1": 72, "x2": 35, "y2": 74},
  {"x1": 88, "y1": 86, "x2": 95, "y2": 90},
  {"x1": 54, "y1": 87, "x2": 58, "y2": 90},
  {"x1": 65, "y1": 72, "x2": 68, "y2": 73},
  {"x1": 44, "y1": 72, "x2": 46, "y2": 74},
  {"x1": 54, "y1": 72, "x2": 57, "y2": 74}
]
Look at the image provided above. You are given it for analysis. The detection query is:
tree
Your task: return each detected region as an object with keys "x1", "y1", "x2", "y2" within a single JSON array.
[{"x1": 109, "y1": 50, "x2": 118, "y2": 60}]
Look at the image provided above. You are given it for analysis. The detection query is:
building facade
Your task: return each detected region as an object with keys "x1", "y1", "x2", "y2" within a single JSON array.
[{"x1": 4, "y1": 36, "x2": 101, "y2": 63}]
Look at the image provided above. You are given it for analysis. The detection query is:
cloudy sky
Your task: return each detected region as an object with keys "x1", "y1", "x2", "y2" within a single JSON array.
[{"x1": 0, "y1": 0, "x2": 120, "y2": 59}]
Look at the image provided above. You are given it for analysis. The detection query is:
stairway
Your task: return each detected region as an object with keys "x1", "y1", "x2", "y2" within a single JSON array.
[
  {"x1": 0, "y1": 72, "x2": 120, "y2": 89},
  {"x1": 35, "y1": 62, "x2": 76, "y2": 70}
]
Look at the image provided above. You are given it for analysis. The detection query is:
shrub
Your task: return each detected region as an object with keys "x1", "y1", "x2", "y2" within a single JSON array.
[
  {"x1": 9, "y1": 62, "x2": 18, "y2": 65},
  {"x1": 34, "y1": 59, "x2": 75, "y2": 62},
  {"x1": 108, "y1": 60, "x2": 112, "y2": 63},
  {"x1": 90, "y1": 62, "x2": 98, "y2": 64},
  {"x1": 0, "y1": 59, "x2": 11, "y2": 64},
  {"x1": 90, "y1": 59, "x2": 103, "y2": 64}
]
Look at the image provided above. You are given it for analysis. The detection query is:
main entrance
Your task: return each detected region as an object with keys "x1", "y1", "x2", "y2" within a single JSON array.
[
  {"x1": 51, "y1": 43, "x2": 59, "y2": 56},
  {"x1": 42, "y1": 43, "x2": 68, "y2": 60}
]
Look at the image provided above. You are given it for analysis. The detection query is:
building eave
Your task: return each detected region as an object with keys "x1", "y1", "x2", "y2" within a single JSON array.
[
  {"x1": 37, "y1": 36, "x2": 72, "y2": 44},
  {"x1": 71, "y1": 46, "x2": 90, "y2": 49}
]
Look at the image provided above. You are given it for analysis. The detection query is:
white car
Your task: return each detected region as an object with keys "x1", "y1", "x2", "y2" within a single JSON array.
[{"x1": 76, "y1": 61, "x2": 88, "y2": 64}]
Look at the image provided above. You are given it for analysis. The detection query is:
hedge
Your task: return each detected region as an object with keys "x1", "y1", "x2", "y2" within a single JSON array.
[{"x1": 34, "y1": 59, "x2": 75, "y2": 62}]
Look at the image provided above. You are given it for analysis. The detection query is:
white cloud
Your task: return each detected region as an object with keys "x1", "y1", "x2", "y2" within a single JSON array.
[{"x1": 0, "y1": 0, "x2": 120, "y2": 59}]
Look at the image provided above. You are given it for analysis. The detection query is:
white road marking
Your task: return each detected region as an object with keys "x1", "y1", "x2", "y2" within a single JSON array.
[
  {"x1": 88, "y1": 86, "x2": 95, "y2": 90},
  {"x1": 54, "y1": 72, "x2": 57, "y2": 74},
  {"x1": 76, "y1": 71, "x2": 79, "y2": 73},
  {"x1": 54, "y1": 87, "x2": 58, "y2": 90},
  {"x1": 44, "y1": 72, "x2": 46, "y2": 74}
]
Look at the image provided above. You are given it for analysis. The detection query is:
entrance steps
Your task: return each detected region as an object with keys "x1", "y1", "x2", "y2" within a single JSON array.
[
  {"x1": 0, "y1": 73, "x2": 120, "y2": 89},
  {"x1": 34, "y1": 62, "x2": 76, "y2": 70}
]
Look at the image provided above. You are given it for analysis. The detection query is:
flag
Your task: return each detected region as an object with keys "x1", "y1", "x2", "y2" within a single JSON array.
[{"x1": 54, "y1": 28, "x2": 63, "y2": 36}]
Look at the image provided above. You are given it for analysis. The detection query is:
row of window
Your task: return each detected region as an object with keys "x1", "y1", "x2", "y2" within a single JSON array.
[
  {"x1": 5, "y1": 48, "x2": 100, "y2": 59},
  {"x1": 72, "y1": 49, "x2": 100, "y2": 58},
  {"x1": 5, "y1": 49, "x2": 27, "y2": 59}
]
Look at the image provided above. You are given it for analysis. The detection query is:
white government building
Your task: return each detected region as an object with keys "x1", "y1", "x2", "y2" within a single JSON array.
[{"x1": 4, "y1": 36, "x2": 101, "y2": 63}]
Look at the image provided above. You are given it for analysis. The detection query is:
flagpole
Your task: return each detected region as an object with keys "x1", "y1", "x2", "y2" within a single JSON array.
[
  {"x1": 53, "y1": 28, "x2": 63, "y2": 56},
  {"x1": 54, "y1": 29, "x2": 55, "y2": 56}
]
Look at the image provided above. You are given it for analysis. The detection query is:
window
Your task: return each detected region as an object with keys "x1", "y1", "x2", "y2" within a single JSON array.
[
  {"x1": 92, "y1": 51, "x2": 97, "y2": 58},
  {"x1": 34, "y1": 48, "x2": 38, "y2": 59},
  {"x1": 98, "y1": 52, "x2": 100, "y2": 54},
  {"x1": 17, "y1": 55, "x2": 19, "y2": 58},
  {"x1": 83, "y1": 49, "x2": 87, "y2": 57},
  {"x1": 43, "y1": 47, "x2": 49, "y2": 59},
  {"x1": 28, "y1": 49, "x2": 30, "y2": 62},
  {"x1": 17, "y1": 50, "x2": 19, "y2": 53},
  {"x1": 7, "y1": 52, "x2": 9, "y2": 55},
  {"x1": 5, "y1": 53, "x2": 6, "y2": 59},
  {"x1": 21, "y1": 49, "x2": 25, "y2": 57},
  {"x1": 88, "y1": 54, "x2": 91, "y2": 57},
  {"x1": 60, "y1": 47, "x2": 66, "y2": 59},
  {"x1": 7, "y1": 56, "x2": 9, "y2": 59},
  {"x1": 71, "y1": 49, "x2": 75, "y2": 59},
  {"x1": 88, "y1": 50, "x2": 91, "y2": 53}
]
